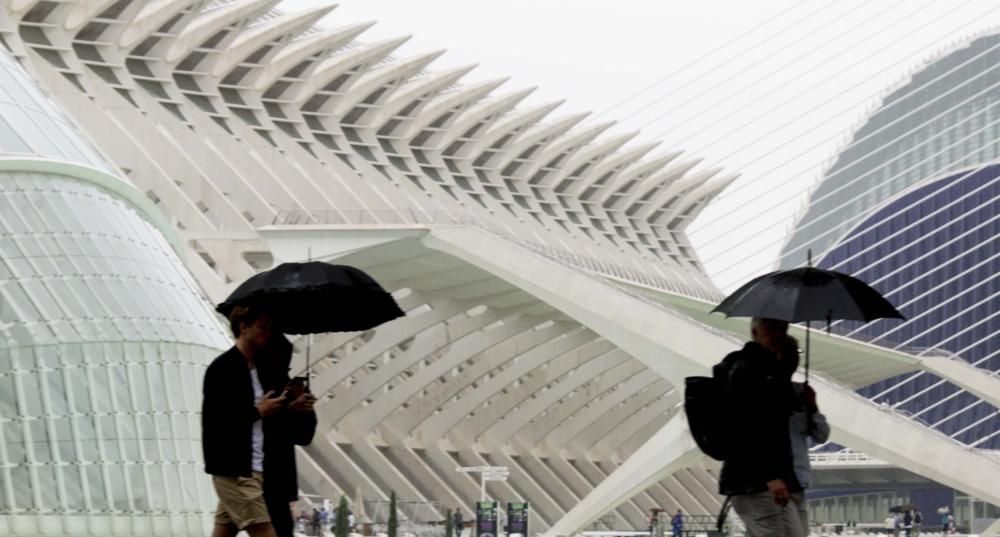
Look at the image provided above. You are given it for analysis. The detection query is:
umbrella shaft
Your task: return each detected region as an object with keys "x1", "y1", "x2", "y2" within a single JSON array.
[{"x1": 805, "y1": 321, "x2": 810, "y2": 384}]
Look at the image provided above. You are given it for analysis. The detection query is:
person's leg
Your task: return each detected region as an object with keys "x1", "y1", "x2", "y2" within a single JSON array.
[
  {"x1": 731, "y1": 491, "x2": 791, "y2": 537},
  {"x1": 213, "y1": 474, "x2": 275, "y2": 537},
  {"x1": 787, "y1": 492, "x2": 808, "y2": 537},
  {"x1": 211, "y1": 523, "x2": 239, "y2": 537},
  {"x1": 246, "y1": 522, "x2": 278, "y2": 537},
  {"x1": 211, "y1": 499, "x2": 240, "y2": 537}
]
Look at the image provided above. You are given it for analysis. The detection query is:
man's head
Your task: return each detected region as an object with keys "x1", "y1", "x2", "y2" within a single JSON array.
[
  {"x1": 229, "y1": 305, "x2": 273, "y2": 352},
  {"x1": 751, "y1": 317, "x2": 789, "y2": 354}
]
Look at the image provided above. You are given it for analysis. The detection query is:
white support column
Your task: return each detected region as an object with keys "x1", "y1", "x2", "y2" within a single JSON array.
[{"x1": 543, "y1": 414, "x2": 702, "y2": 537}]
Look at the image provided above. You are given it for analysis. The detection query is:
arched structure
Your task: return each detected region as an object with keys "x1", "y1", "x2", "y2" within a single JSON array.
[{"x1": 0, "y1": 2, "x2": 996, "y2": 536}]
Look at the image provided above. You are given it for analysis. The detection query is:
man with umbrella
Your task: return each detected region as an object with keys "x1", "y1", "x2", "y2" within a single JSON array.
[
  {"x1": 209, "y1": 261, "x2": 404, "y2": 537},
  {"x1": 716, "y1": 317, "x2": 803, "y2": 537},
  {"x1": 202, "y1": 306, "x2": 287, "y2": 537},
  {"x1": 709, "y1": 258, "x2": 904, "y2": 537}
]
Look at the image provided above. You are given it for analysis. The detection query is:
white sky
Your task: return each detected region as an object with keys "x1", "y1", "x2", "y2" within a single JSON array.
[{"x1": 278, "y1": 0, "x2": 1000, "y2": 291}]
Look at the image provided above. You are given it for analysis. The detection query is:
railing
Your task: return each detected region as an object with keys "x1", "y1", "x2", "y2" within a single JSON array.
[
  {"x1": 809, "y1": 450, "x2": 888, "y2": 466},
  {"x1": 270, "y1": 208, "x2": 724, "y2": 302}
]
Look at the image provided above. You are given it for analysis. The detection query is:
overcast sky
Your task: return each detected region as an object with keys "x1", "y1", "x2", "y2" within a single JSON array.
[{"x1": 278, "y1": 0, "x2": 1000, "y2": 291}]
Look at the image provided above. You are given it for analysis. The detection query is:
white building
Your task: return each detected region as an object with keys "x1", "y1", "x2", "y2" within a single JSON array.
[
  {"x1": 0, "y1": 44, "x2": 229, "y2": 536},
  {"x1": 0, "y1": 2, "x2": 997, "y2": 536}
]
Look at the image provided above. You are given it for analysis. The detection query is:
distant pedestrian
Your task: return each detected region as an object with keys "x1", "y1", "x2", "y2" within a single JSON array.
[
  {"x1": 671, "y1": 510, "x2": 684, "y2": 537},
  {"x1": 904, "y1": 511, "x2": 913, "y2": 537},
  {"x1": 454, "y1": 509, "x2": 464, "y2": 537},
  {"x1": 913, "y1": 510, "x2": 923, "y2": 537},
  {"x1": 885, "y1": 515, "x2": 896, "y2": 536},
  {"x1": 311, "y1": 508, "x2": 321, "y2": 536},
  {"x1": 648, "y1": 508, "x2": 661, "y2": 534}
]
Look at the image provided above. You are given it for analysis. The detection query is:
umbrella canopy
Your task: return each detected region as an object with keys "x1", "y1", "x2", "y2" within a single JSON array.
[
  {"x1": 712, "y1": 266, "x2": 904, "y2": 382},
  {"x1": 889, "y1": 504, "x2": 918, "y2": 513},
  {"x1": 711, "y1": 267, "x2": 904, "y2": 323},
  {"x1": 216, "y1": 262, "x2": 404, "y2": 334}
]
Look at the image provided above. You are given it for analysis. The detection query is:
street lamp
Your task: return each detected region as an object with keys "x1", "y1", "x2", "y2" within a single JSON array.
[{"x1": 455, "y1": 466, "x2": 509, "y2": 501}]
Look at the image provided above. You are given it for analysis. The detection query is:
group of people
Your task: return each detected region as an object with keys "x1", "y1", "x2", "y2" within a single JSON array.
[
  {"x1": 647, "y1": 508, "x2": 684, "y2": 537},
  {"x1": 884, "y1": 510, "x2": 925, "y2": 537},
  {"x1": 198, "y1": 307, "x2": 924, "y2": 537},
  {"x1": 202, "y1": 306, "x2": 319, "y2": 537},
  {"x1": 717, "y1": 317, "x2": 832, "y2": 537},
  {"x1": 296, "y1": 506, "x2": 357, "y2": 536}
]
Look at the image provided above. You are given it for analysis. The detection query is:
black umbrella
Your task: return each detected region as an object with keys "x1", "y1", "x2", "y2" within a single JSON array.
[
  {"x1": 217, "y1": 262, "x2": 405, "y2": 386},
  {"x1": 216, "y1": 262, "x2": 404, "y2": 334},
  {"x1": 711, "y1": 265, "x2": 904, "y2": 380}
]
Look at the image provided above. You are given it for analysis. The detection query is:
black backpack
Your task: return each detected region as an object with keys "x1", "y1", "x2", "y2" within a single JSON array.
[{"x1": 684, "y1": 357, "x2": 734, "y2": 461}]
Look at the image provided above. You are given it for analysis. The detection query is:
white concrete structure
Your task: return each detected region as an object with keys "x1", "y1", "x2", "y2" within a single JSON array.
[
  {"x1": 0, "y1": 45, "x2": 229, "y2": 536},
  {"x1": 0, "y1": 2, "x2": 997, "y2": 536}
]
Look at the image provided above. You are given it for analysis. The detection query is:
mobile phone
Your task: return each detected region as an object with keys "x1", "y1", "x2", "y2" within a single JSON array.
[{"x1": 280, "y1": 376, "x2": 308, "y2": 399}]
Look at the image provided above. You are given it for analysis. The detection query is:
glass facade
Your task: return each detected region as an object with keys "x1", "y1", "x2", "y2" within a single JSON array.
[
  {"x1": 783, "y1": 30, "x2": 1000, "y2": 266},
  {"x1": 784, "y1": 28, "x2": 1000, "y2": 451},
  {"x1": 0, "y1": 51, "x2": 113, "y2": 174},
  {"x1": 0, "y1": 49, "x2": 229, "y2": 535},
  {"x1": 820, "y1": 166, "x2": 999, "y2": 448},
  {"x1": 789, "y1": 30, "x2": 1000, "y2": 518}
]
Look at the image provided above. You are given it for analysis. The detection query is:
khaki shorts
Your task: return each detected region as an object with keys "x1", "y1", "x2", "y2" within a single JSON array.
[{"x1": 213, "y1": 472, "x2": 271, "y2": 530}]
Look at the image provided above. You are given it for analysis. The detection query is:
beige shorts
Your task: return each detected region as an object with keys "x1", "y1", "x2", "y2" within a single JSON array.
[{"x1": 212, "y1": 472, "x2": 271, "y2": 530}]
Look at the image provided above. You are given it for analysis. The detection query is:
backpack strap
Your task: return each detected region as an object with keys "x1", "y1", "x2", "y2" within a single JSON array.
[{"x1": 716, "y1": 496, "x2": 732, "y2": 532}]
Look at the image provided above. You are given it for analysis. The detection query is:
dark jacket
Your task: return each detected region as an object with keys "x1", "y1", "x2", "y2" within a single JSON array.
[
  {"x1": 202, "y1": 346, "x2": 260, "y2": 477},
  {"x1": 201, "y1": 343, "x2": 317, "y2": 489},
  {"x1": 717, "y1": 341, "x2": 801, "y2": 496},
  {"x1": 256, "y1": 336, "x2": 317, "y2": 502}
]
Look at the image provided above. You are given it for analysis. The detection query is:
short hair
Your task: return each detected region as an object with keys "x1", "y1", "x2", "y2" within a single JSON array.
[
  {"x1": 228, "y1": 305, "x2": 266, "y2": 338},
  {"x1": 751, "y1": 317, "x2": 789, "y2": 336}
]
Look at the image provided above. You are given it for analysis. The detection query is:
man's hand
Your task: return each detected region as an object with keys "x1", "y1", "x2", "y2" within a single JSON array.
[
  {"x1": 767, "y1": 479, "x2": 789, "y2": 506},
  {"x1": 289, "y1": 392, "x2": 317, "y2": 413},
  {"x1": 256, "y1": 391, "x2": 286, "y2": 417}
]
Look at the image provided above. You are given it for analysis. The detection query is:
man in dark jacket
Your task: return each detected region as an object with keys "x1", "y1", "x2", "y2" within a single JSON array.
[
  {"x1": 256, "y1": 334, "x2": 317, "y2": 537},
  {"x1": 717, "y1": 317, "x2": 803, "y2": 537},
  {"x1": 203, "y1": 306, "x2": 286, "y2": 537}
]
